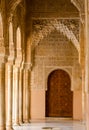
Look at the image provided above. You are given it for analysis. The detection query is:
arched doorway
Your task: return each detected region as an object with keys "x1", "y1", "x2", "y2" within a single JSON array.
[{"x1": 46, "y1": 69, "x2": 73, "y2": 118}]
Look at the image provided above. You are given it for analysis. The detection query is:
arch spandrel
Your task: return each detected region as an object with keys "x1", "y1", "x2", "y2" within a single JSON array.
[{"x1": 32, "y1": 19, "x2": 80, "y2": 53}]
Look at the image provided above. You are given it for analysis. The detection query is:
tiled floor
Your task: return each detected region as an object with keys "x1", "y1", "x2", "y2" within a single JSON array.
[{"x1": 13, "y1": 119, "x2": 86, "y2": 130}]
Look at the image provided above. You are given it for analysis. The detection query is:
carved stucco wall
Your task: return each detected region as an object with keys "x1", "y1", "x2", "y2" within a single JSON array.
[
  {"x1": 25, "y1": 0, "x2": 80, "y2": 42},
  {"x1": 32, "y1": 19, "x2": 80, "y2": 51},
  {"x1": 31, "y1": 19, "x2": 82, "y2": 91}
]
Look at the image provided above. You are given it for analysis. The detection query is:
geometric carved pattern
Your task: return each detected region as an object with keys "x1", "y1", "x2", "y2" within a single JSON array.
[
  {"x1": 31, "y1": 30, "x2": 79, "y2": 90},
  {"x1": 7, "y1": 0, "x2": 22, "y2": 18},
  {"x1": 31, "y1": 17, "x2": 81, "y2": 91},
  {"x1": 8, "y1": 0, "x2": 22, "y2": 11},
  {"x1": 71, "y1": 0, "x2": 84, "y2": 13},
  {"x1": 32, "y1": 19, "x2": 80, "y2": 52}
]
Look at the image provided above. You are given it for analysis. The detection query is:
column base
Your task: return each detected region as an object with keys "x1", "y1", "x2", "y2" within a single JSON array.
[
  {"x1": 0, "y1": 126, "x2": 5, "y2": 130},
  {"x1": 23, "y1": 120, "x2": 30, "y2": 123},
  {"x1": 19, "y1": 121, "x2": 23, "y2": 125},
  {"x1": 6, "y1": 126, "x2": 13, "y2": 130},
  {"x1": 12, "y1": 122, "x2": 20, "y2": 126}
]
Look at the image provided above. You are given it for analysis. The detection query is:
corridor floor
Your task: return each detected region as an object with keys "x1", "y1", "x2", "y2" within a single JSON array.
[{"x1": 13, "y1": 119, "x2": 86, "y2": 130}]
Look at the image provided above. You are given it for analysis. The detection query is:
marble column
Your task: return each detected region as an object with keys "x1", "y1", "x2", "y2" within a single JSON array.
[
  {"x1": 5, "y1": 64, "x2": 13, "y2": 130},
  {"x1": 0, "y1": 63, "x2": 5, "y2": 130},
  {"x1": 12, "y1": 66, "x2": 19, "y2": 125},
  {"x1": 85, "y1": 0, "x2": 89, "y2": 93},
  {"x1": 85, "y1": 0, "x2": 89, "y2": 130},
  {"x1": 19, "y1": 69, "x2": 23, "y2": 124},
  {"x1": 23, "y1": 69, "x2": 30, "y2": 123},
  {"x1": 80, "y1": 22, "x2": 86, "y2": 122}
]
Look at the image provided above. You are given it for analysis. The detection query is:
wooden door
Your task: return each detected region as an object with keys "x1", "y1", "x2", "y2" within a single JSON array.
[{"x1": 46, "y1": 69, "x2": 73, "y2": 117}]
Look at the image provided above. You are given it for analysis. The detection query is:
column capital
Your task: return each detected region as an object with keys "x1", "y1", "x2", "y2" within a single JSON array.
[
  {"x1": 7, "y1": 39, "x2": 15, "y2": 64},
  {"x1": 0, "y1": 63, "x2": 5, "y2": 69},
  {"x1": 14, "y1": 59, "x2": 22, "y2": 68},
  {"x1": 23, "y1": 62, "x2": 32, "y2": 70},
  {"x1": 80, "y1": 13, "x2": 85, "y2": 25},
  {"x1": 14, "y1": 50, "x2": 22, "y2": 68}
]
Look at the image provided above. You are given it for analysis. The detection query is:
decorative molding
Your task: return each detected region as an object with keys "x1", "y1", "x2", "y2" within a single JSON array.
[
  {"x1": 7, "y1": 0, "x2": 24, "y2": 20},
  {"x1": 32, "y1": 19, "x2": 80, "y2": 52},
  {"x1": 44, "y1": 66, "x2": 72, "y2": 90},
  {"x1": 71, "y1": 0, "x2": 84, "y2": 13},
  {"x1": 8, "y1": 0, "x2": 22, "y2": 12}
]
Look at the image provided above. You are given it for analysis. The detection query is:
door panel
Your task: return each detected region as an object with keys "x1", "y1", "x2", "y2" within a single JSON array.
[{"x1": 46, "y1": 69, "x2": 73, "y2": 117}]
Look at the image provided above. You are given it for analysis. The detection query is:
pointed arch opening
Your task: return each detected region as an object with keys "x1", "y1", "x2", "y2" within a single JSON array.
[
  {"x1": 16, "y1": 27, "x2": 21, "y2": 49},
  {"x1": 0, "y1": 13, "x2": 3, "y2": 38},
  {"x1": 9, "y1": 22, "x2": 13, "y2": 46}
]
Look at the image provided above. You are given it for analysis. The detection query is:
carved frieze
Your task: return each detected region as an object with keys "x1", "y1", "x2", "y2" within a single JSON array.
[{"x1": 32, "y1": 19, "x2": 80, "y2": 51}]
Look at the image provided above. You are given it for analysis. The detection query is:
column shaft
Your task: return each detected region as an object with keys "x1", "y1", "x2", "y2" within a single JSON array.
[
  {"x1": 5, "y1": 64, "x2": 13, "y2": 129},
  {"x1": 19, "y1": 69, "x2": 23, "y2": 124},
  {"x1": 0, "y1": 64, "x2": 5, "y2": 130},
  {"x1": 85, "y1": 1, "x2": 89, "y2": 130},
  {"x1": 12, "y1": 66, "x2": 19, "y2": 125},
  {"x1": 23, "y1": 69, "x2": 30, "y2": 123}
]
